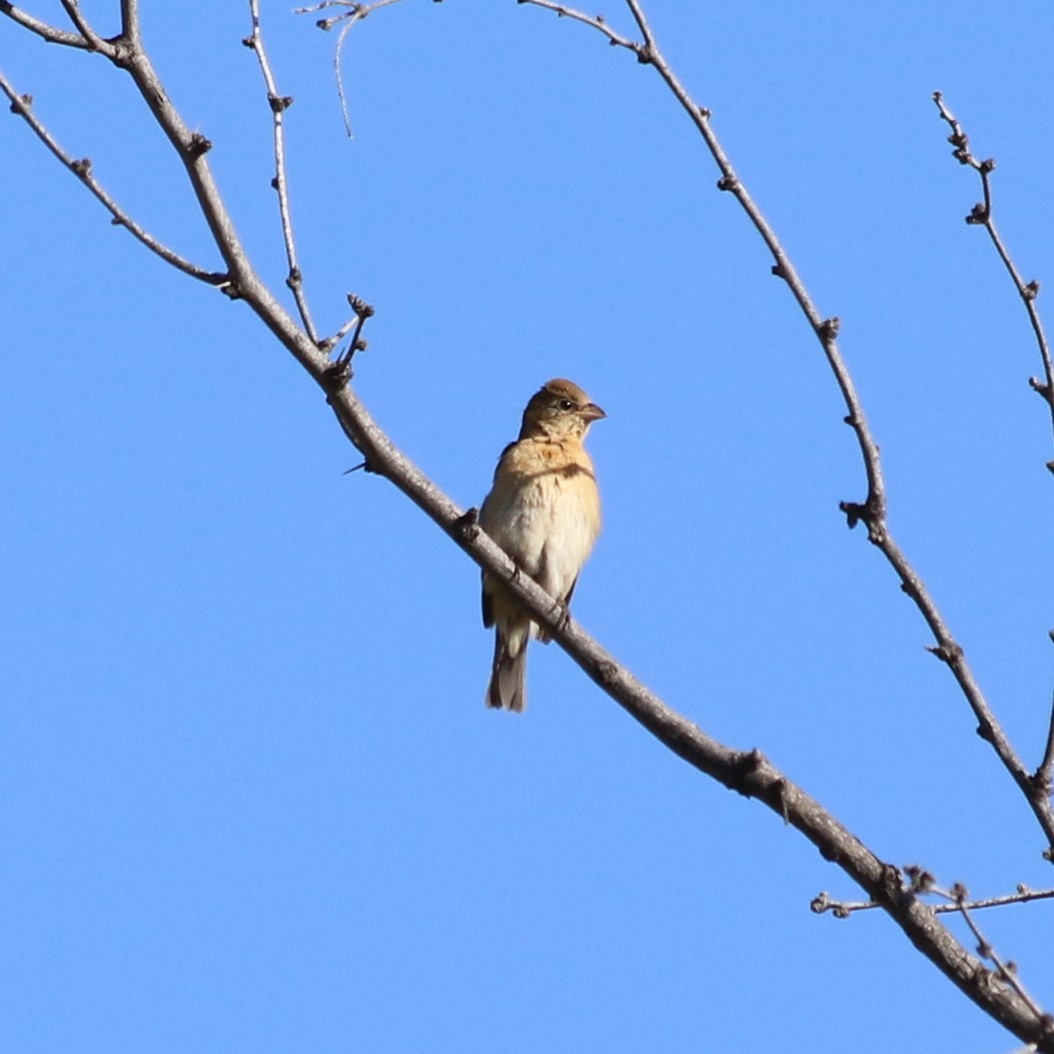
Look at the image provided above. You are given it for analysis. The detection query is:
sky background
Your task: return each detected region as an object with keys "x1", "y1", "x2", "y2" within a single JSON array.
[{"x1": 3, "y1": 1, "x2": 1054, "y2": 1051}]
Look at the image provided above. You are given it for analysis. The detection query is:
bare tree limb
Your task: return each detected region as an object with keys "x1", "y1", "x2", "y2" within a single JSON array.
[
  {"x1": 119, "y1": 0, "x2": 140, "y2": 48},
  {"x1": 244, "y1": 0, "x2": 322, "y2": 346},
  {"x1": 938, "y1": 881, "x2": 1051, "y2": 1028},
  {"x1": 57, "y1": 0, "x2": 108, "y2": 53},
  {"x1": 0, "y1": 70, "x2": 227, "y2": 285},
  {"x1": 2, "y1": 1, "x2": 1053, "y2": 1049},
  {"x1": 0, "y1": 1, "x2": 89, "y2": 48},
  {"x1": 933, "y1": 92, "x2": 1054, "y2": 465},
  {"x1": 519, "y1": 1, "x2": 1054, "y2": 863}
]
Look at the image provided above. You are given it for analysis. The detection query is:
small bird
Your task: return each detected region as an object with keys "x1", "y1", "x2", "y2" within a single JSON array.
[{"x1": 478, "y1": 378, "x2": 606, "y2": 711}]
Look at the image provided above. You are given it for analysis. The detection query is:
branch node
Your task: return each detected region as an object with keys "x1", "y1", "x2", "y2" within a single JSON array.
[
  {"x1": 818, "y1": 316, "x2": 841, "y2": 341},
  {"x1": 70, "y1": 157, "x2": 92, "y2": 178},
  {"x1": 268, "y1": 93, "x2": 294, "y2": 113},
  {"x1": 452, "y1": 507, "x2": 480, "y2": 541},
  {"x1": 1024, "y1": 279, "x2": 1041, "y2": 301},
  {"x1": 8, "y1": 93, "x2": 32, "y2": 114},
  {"x1": 965, "y1": 202, "x2": 988, "y2": 225},
  {"x1": 716, "y1": 174, "x2": 738, "y2": 192},
  {"x1": 187, "y1": 132, "x2": 212, "y2": 158},
  {"x1": 925, "y1": 641, "x2": 964, "y2": 666}
]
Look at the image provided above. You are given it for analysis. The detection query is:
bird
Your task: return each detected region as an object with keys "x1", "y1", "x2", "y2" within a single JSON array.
[{"x1": 478, "y1": 378, "x2": 606, "y2": 712}]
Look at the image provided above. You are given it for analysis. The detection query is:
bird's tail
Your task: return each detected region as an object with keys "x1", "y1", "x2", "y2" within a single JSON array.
[{"x1": 486, "y1": 622, "x2": 529, "y2": 712}]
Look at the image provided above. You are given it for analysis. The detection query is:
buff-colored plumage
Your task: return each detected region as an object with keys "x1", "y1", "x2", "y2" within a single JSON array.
[{"x1": 479, "y1": 378, "x2": 605, "y2": 712}]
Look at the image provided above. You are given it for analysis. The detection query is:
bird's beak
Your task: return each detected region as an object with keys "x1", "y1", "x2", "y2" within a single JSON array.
[{"x1": 579, "y1": 402, "x2": 607, "y2": 422}]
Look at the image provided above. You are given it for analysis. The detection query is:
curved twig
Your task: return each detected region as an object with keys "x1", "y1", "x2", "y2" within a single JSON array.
[
  {"x1": 295, "y1": 0, "x2": 406, "y2": 137},
  {"x1": 0, "y1": 70, "x2": 227, "y2": 286}
]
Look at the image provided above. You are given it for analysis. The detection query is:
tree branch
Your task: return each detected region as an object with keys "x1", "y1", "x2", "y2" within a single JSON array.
[
  {"x1": 519, "y1": 0, "x2": 1054, "y2": 863},
  {"x1": 0, "y1": 70, "x2": 226, "y2": 285},
  {"x1": 812, "y1": 883, "x2": 1054, "y2": 919},
  {"x1": 0, "y1": 1, "x2": 89, "y2": 48},
  {"x1": 295, "y1": 0, "x2": 407, "y2": 137},
  {"x1": 244, "y1": 0, "x2": 321, "y2": 346},
  {"x1": 933, "y1": 92, "x2": 1054, "y2": 465},
  {"x1": 3, "y1": 2, "x2": 1053, "y2": 1049}
]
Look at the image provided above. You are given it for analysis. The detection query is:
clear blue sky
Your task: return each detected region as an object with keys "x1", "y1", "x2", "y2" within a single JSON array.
[{"x1": 3, "y1": 2, "x2": 1053, "y2": 1051}]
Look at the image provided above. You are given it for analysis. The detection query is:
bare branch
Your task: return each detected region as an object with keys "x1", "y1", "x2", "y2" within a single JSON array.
[
  {"x1": 0, "y1": 71, "x2": 227, "y2": 286},
  {"x1": 937, "y1": 882, "x2": 1051, "y2": 1029},
  {"x1": 0, "y1": 1, "x2": 90, "y2": 48},
  {"x1": 813, "y1": 884, "x2": 1054, "y2": 919},
  {"x1": 295, "y1": 0, "x2": 407, "y2": 137},
  {"x1": 517, "y1": 0, "x2": 638, "y2": 52},
  {"x1": 244, "y1": 0, "x2": 321, "y2": 346},
  {"x1": 4, "y1": 3, "x2": 1054, "y2": 1048},
  {"x1": 120, "y1": 0, "x2": 141, "y2": 47},
  {"x1": 933, "y1": 92, "x2": 1054, "y2": 457},
  {"x1": 57, "y1": 0, "x2": 110, "y2": 54},
  {"x1": 519, "y1": 3, "x2": 1054, "y2": 862}
]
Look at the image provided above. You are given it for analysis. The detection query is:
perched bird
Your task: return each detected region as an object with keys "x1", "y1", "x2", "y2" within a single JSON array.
[{"x1": 478, "y1": 378, "x2": 606, "y2": 712}]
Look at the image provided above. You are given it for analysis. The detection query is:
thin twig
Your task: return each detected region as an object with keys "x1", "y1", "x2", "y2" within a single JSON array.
[
  {"x1": 519, "y1": 0, "x2": 1054, "y2": 863},
  {"x1": 813, "y1": 884, "x2": 1054, "y2": 919},
  {"x1": 933, "y1": 92, "x2": 1054, "y2": 462},
  {"x1": 295, "y1": 0, "x2": 407, "y2": 137},
  {"x1": 58, "y1": 0, "x2": 108, "y2": 53},
  {"x1": 0, "y1": 72, "x2": 226, "y2": 286},
  {"x1": 245, "y1": 0, "x2": 321, "y2": 346},
  {"x1": 515, "y1": 0, "x2": 637, "y2": 50},
  {"x1": 0, "y1": 1, "x2": 89, "y2": 47},
  {"x1": 937, "y1": 883, "x2": 1051, "y2": 1028}
]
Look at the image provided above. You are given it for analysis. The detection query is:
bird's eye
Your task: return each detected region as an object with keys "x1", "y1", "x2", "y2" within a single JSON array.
[{"x1": 558, "y1": 399, "x2": 576, "y2": 411}]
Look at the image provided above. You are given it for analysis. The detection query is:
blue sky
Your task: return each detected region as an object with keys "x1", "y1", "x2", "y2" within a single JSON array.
[{"x1": 3, "y1": 1, "x2": 1054, "y2": 1051}]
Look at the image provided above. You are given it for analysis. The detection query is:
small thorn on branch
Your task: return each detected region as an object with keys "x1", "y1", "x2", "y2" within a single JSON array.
[{"x1": 342, "y1": 459, "x2": 377, "y2": 475}]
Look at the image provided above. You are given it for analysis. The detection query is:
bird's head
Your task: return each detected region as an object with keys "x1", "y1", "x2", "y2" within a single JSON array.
[{"x1": 519, "y1": 378, "x2": 606, "y2": 441}]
